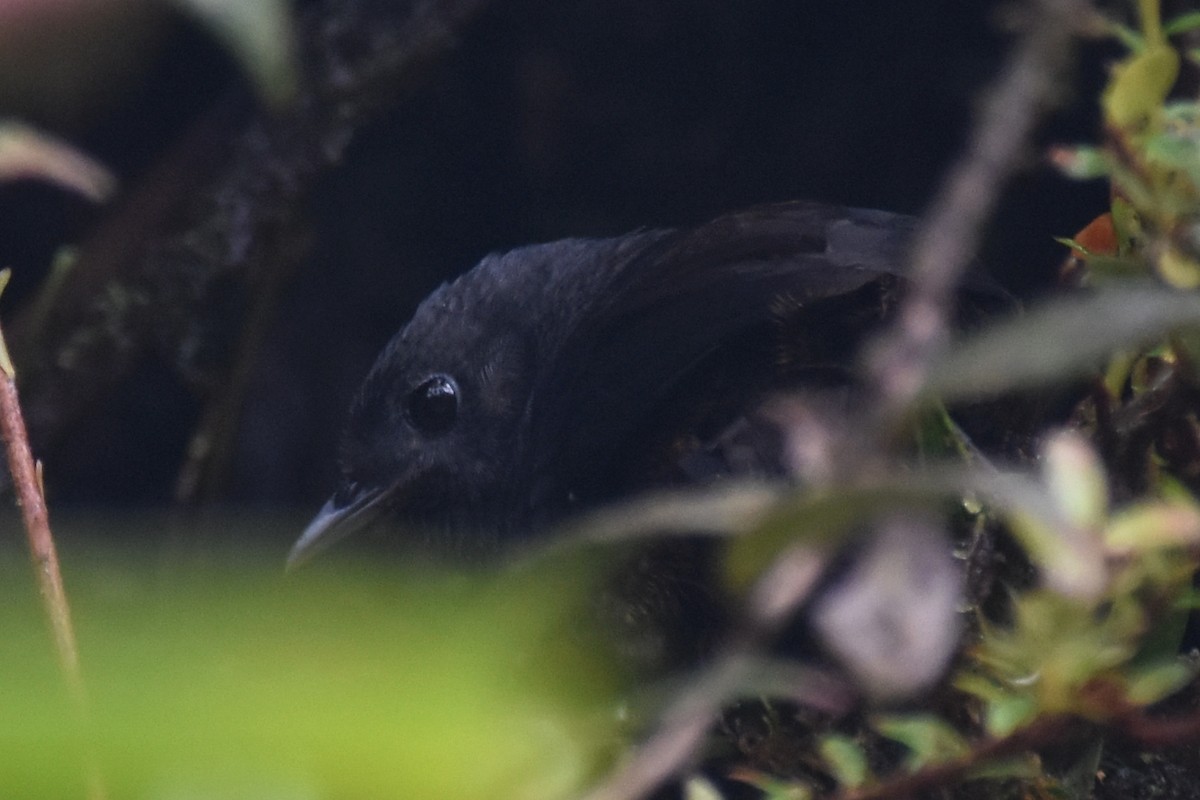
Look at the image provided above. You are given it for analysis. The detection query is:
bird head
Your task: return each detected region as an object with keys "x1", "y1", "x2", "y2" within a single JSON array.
[
  {"x1": 289, "y1": 202, "x2": 1003, "y2": 569},
  {"x1": 288, "y1": 235, "x2": 656, "y2": 566}
]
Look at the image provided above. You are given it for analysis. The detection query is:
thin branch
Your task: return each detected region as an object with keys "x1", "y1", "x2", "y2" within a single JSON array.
[
  {"x1": 831, "y1": 699, "x2": 1200, "y2": 800},
  {"x1": 832, "y1": 715, "x2": 1080, "y2": 800},
  {"x1": 1116, "y1": 702, "x2": 1200, "y2": 747},
  {"x1": 866, "y1": 0, "x2": 1089, "y2": 423},
  {"x1": 0, "y1": 269, "x2": 103, "y2": 798},
  {"x1": 580, "y1": 654, "x2": 749, "y2": 800},
  {"x1": 580, "y1": 651, "x2": 853, "y2": 800},
  {"x1": 0, "y1": 270, "x2": 83, "y2": 699}
]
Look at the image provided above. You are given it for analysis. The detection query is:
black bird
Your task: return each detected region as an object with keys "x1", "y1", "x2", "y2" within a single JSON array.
[
  {"x1": 290, "y1": 201, "x2": 1003, "y2": 571},
  {"x1": 285, "y1": 202, "x2": 1024, "y2": 800}
]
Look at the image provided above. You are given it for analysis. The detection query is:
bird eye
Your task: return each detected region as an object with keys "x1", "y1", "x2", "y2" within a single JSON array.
[{"x1": 405, "y1": 374, "x2": 459, "y2": 436}]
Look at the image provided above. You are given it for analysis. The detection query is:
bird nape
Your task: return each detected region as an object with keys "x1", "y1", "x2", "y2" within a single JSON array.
[{"x1": 290, "y1": 201, "x2": 1008, "y2": 568}]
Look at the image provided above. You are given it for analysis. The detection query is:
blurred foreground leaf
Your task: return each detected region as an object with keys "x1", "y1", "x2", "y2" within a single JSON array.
[
  {"x1": 872, "y1": 714, "x2": 970, "y2": 771},
  {"x1": 818, "y1": 734, "x2": 869, "y2": 788},
  {"x1": 0, "y1": 542, "x2": 626, "y2": 799},
  {"x1": 925, "y1": 284, "x2": 1200, "y2": 400},
  {"x1": 1102, "y1": 41, "x2": 1179, "y2": 129}
]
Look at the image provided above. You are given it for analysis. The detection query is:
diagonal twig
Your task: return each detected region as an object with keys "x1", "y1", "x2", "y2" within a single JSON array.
[
  {"x1": 0, "y1": 269, "x2": 83, "y2": 699},
  {"x1": 0, "y1": 268, "x2": 103, "y2": 799},
  {"x1": 866, "y1": 0, "x2": 1090, "y2": 424}
]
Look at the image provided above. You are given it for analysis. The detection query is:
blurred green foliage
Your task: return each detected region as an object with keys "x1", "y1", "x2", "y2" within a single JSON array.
[
  {"x1": 0, "y1": 539, "x2": 627, "y2": 798},
  {"x1": 7, "y1": 0, "x2": 1200, "y2": 798}
]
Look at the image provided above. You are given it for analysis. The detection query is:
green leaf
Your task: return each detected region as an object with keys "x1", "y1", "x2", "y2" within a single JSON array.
[
  {"x1": 925, "y1": 285, "x2": 1200, "y2": 401},
  {"x1": 1174, "y1": 588, "x2": 1200, "y2": 609},
  {"x1": 1103, "y1": 43, "x2": 1180, "y2": 129},
  {"x1": 1054, "y1": 236, "x2": 1144, "y2": 281},
  {"x1": 974, "y1": 461, "x2": 1107, "y2": 601},
  {"x1": 914, "y1": 403, "x2": 974, "y2": 462},
  {"x1": 1144, "y1": 129, "x2": 1200, "y2": 186},
  {"x1": 818, "y1": 735, "x2": 869, "y2": 788},
  {"x1": 970, "y1": 588, "x2": 1149, "y2": 726},
  {"x1": 1049, "y1": 146, "x2": 1111, "y2": 180},
  {"x1": 982, "y1": 693, "x2": 1038, "y2": 739},
  {"x1": 729, "y1": 465, "x2": 1107, "y2": 603},
  {"x1": 953, "y1": 671, "x2": 1009, "y2": 705},
  {"x1": 1106, "y1": 502, "x2": 1200, "y2": 553},
  {"x1": 1110, "y1": 195, "x2": 1142, "y2": 255},
  {"x1": 758, "y1": 779, "x2": 815, "y2": 800},
  {"x1": 1158, "y1": 247, "x2": 1200, "y2": 289},
  {"x1": 1010, "y1": 509, "x2": 1106, "y2": 600},
  {"x1": 1085, "y1": 255, "x2": 1151, "y2": 280},
  {"x1": 170, "y1": 0, "x2": 298, "y2": 106},
  {"x1": 1125, "y1": 659, "x2": 1197, "y2": 704},
  {"x1": 684, "y1": 776, "x2": 726, "y2": 800},
  {"x1": 1164, "y1": 11, "x2": 1200, "y2": 36},
  {"x1": 1105, "y1": 21, "x2": 1145, "y2": 53},
  {"x1": 872, "y1": 714, "x2": 970, "y2": 771}
]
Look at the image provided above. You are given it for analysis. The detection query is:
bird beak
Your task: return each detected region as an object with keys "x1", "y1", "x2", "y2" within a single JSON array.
[{"x1": 286, "y1": 487, "x2": 388, "y2": 571}]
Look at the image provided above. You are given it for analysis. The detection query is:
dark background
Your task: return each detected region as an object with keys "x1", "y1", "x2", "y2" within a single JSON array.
[{"x1": 0, "y1": 0, "x2": 1114, "y2": 524}]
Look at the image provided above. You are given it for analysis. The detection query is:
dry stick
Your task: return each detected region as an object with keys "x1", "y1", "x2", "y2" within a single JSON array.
[
  {"x1": 866, "y1": 0, "x2": 1088, "y2": 423},
  {"x1": 0, "y1": 269, "x2": 103, "y2": 799}
]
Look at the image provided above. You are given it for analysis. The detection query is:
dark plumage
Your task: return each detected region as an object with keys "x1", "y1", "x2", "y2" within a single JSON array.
[{"x1": 289, "y1": 202, "x2": 1004, "y2": 569}]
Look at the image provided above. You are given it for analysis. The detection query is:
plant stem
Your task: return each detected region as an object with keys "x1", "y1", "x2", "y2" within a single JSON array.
[
  {"x1": 0, "y1": 269, "x2": 103, "y2": 799},
  {"x1": 1139, "y1": 0, "x2": 1163, "y2": 44},
  {"x1": 865, "y1": 0, "x2": 1085, "y2": 426}
]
